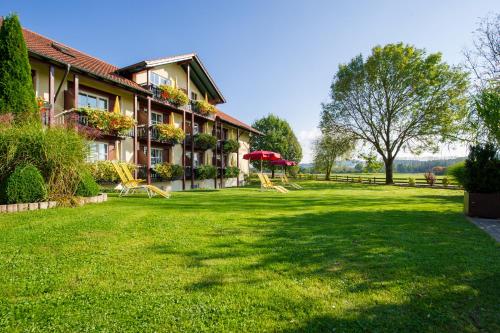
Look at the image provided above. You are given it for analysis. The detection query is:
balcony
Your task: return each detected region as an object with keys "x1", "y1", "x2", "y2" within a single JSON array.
[
  {"x1": 53, "y1": 109, "x2": 134, "y2": 139},
  {"x1": 143, "y1": 84, "x2": 190, "y2": 112},
  {"x1": 137, "y1": 125, "x2": 181, "y2": 145}
]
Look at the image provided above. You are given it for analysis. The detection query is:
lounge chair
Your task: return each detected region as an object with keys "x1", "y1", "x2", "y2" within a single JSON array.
[
  {"x1": 111, "y1": 161, "x2": 152, "y2": 197},
  {"x1": 281, "y1": 174, "x2": 303, "y2": 189},
  {"x1": 258, "y1": 173, "x2": 288, "y2": 193},
  {"x1": 119, "y1": 163, "x2": 170, "y2": 199}
]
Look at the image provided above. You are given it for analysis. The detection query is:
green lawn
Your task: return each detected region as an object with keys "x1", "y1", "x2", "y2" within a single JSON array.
[{"x1": 1, "y1": 182, "x2": 499, "y2": 332}]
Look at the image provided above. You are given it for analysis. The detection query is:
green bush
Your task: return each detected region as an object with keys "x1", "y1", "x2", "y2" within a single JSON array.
[
  {"x1": 223, "y1": 139, "x2": 239, "y2": 153},
  {"x1": 194, "y1": 133, "x2": 217, "y2": 150},
  {"x1": 288, "y1": 166, "x2": 299, "y2": 178},
  {"x1": 447, "y1": 161, "x2": 466, "y2": 186},
  {"x1": 5, "y1": 164, "x2": 47, "y2": 204},
  {"x1": 154, "y1": 163, "x2": 184, "y2": 180},
  {"x1": 195, "y1": 164, "x2": 217, "y2": 180},
  {"x1": 442, "y1": 176, "x2": 450, "y2": 187},
  {"x1": 75, "y1": 170, "x2": 100, "y2": 197},
  {"x1": 0, "y1": 123, "x2": 87, "y2": 201},
  {"x1": 88, "y1": 161, "x2": 137, "y2": 183},
  {"x1": 408, "y1": 177, "x2": 416, "y2": 186},
  {"x1": 463, "y1": 144, "x2": 500, "y2": 193},
  {"x1": 225, "y1": 166, "x2": 240, "y2": 178}
]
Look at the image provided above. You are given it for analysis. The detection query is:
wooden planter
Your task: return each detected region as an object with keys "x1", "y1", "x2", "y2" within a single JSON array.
[{"x1": 464, "y1": 191, "x2": 500, "y2": 219}]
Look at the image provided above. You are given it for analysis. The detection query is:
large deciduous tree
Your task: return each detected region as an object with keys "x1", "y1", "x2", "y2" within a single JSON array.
[
  {"x1": 0, "y1": 14, "x2": 38, "y2": 120},
  {"x1": 313, "y1": 127, "x2": 355, "y2": 180},
  {"x1": 251, "y1": 114, "x2": 302, "y2": 177},
  {"x1": 464, "y1": 14, "x2": 500, "y2": 146},
  {"x1": 321, "y1": 43, "x2": 468, "y2": 184}
]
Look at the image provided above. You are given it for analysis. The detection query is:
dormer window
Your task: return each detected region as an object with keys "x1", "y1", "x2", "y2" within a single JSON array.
[{"x1": 150, "y1": 72, "x2": 170, "y2": 86}]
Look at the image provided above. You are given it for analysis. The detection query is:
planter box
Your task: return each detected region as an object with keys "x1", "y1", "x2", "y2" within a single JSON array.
[{"x1": 465, "y1": 191, "x2": 500, "y2": 219}]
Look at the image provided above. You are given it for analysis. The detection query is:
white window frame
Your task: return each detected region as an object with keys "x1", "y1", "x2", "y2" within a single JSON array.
[
  {"x1": 79, "y1": 91, "x2": 109, "y2": 111},
  {"x1": 151, "y1": 111, "x2": 163, "y2": 125},
  {"x1": 193, "y1": 152, "x2": 201, "y2": 168},
  {"x1": 149, "y1": 72, "x2": 171, "y2": 87},
  {"x1": 191, "y1": 91, "x2": 198, "y2": 101},
  {"x1": 87, "y1": 141, "x2": 108, "y2": 162},
  {"x1": 151, "y1": 147, "x2": 163, "y2": 166}
]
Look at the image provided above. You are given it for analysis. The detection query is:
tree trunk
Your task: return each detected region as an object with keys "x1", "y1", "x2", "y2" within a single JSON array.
[
  {"x1": 325, "y1": 162, "x2": 332, "y2": 181},
  {"x1": 385, "y1": 159, "x2": 394, "y2": 184}
]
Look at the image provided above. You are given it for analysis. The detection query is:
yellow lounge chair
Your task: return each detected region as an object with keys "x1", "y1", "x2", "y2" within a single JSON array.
[
  {"x1": 111, "y1": 161, "x2": 152, "y2": 197},
  {"x1": 119, "y1": 163, "x2": 170, "y2": 199},
  {"x1": 281, "y1": 174, "x2": 303, "y2": 189},
  {"x1": 259, "y1": 173, "x2": 288, "y2": 193}
]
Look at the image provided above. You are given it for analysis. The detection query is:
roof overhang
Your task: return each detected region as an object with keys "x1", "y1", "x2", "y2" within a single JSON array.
[{"x1": 118, "y1": 53, "x2": 226, "y2": 104}]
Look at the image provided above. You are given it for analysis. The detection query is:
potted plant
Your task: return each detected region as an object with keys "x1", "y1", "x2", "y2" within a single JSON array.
[
  {"x1": 462, "y1": 144, "x2": 500, "y2": 218},
  {"x1": 77, "y1": 108, "x2": 135, "y2": 135},
  {"x1": 225, "y1": 166, "x2": 240, "y2": 178},
  {"x1": 194, "y1": 133, "x2": 217, "y2": 150},
  {"x1": 223, "y1": 139, "x2": 239, "y2": 153},
  {"x1": 193, "y1": 100, "x2": 217, "y2": 116},
  {"x1": 159, "y1": 85, "x2": 189, "y2": 107},
  {"x1": 155, "y1": 123, "x2": 185, "y2": 144},
  {"x1": 153, "y1": 163, "x2": 184, "y2": 181},
  {"x1": 195, "y1": 164, "x2": 217, "y2": 180}
]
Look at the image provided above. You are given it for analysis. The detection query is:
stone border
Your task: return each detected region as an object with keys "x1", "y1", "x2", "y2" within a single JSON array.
[{"x1": 0, "y1": 193, "x2": 107, "y2": 214}]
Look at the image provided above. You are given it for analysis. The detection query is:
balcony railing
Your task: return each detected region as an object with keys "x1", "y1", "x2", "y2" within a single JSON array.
[
  {"x1": 53, "y1": 109, "x2": 134, "y2": 138},
  {"x1": 190, "y1": 101, "x2": 216, "y2": 120},
  {"x1": 144, "y1": 84, "x2": 191, "y2": 112},
  {"x1": 137, "y1": 124, "x2": 181, "y2": 145}
]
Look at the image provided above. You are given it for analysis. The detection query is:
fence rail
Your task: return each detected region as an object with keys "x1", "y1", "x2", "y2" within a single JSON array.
[{"x1": 294, "y1": 174, "x2": 461, "y2": 187}]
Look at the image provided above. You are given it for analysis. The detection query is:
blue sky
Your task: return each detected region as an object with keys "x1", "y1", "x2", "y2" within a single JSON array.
[{"x1": 1, "y1": 0, "x2": 499, "y2": 162}]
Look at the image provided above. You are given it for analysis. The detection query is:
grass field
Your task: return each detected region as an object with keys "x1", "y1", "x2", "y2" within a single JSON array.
[{"x1": 1, "y1": 182, "x2": 499, "y2": 332}]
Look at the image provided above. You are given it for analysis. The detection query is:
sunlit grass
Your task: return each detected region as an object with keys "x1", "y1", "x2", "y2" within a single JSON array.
[{"x1": 0, "y1": 182, "x2": 499, "y2": 332}]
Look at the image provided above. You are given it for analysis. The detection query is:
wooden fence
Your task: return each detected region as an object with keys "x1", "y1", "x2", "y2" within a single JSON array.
[{"x1": 294, "y1": 174, "x2": 461, "y2": 187}]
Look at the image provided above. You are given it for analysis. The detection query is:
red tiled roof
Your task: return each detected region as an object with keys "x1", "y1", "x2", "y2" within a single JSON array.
[
  {"x1": 20, "y1": 26, "x2": 150, "y2": 94},
  {"x1": 217, "y1": 110, "x2": 262, "y2": 135}
]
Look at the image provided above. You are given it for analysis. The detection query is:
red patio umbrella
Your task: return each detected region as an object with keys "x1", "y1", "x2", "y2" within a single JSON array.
[
  {"x1": 270, "y1": 159, "x2": 297, "y2": 175},
  {"x1": 243, "y1": 150, "x2": 281, "y2": 173}
]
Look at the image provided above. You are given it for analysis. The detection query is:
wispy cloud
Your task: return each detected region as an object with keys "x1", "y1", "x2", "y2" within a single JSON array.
[{"x1": 297, "y1": 128, "x2": 321, "y2": 163}]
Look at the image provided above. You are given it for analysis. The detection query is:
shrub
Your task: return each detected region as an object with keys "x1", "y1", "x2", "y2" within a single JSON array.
[
  {"x1": 288, "y1": 165, "x2": 299, "y2": 178},
  {"x1": 88, "y1": 161, "x2": 137, "y2": 183},
  {"x1": 408, "y1": 177, "x2": 416, "y2": 186},
  {"x1": 159, "y1": 85, "x2": 189, "y2": 107},
  {"x1": 0, "y1": 123, "x2": 87, "y2": 201},
  {"x1": 5, "y1": 164, "x2": 47, "y2": 203},
  {"x1": 194, "y1": 133, "x2": 217, "y2": 150},
  {"x1": 154, "y1": 163, "x2": 184, "y2": 180},
  {"x1": 75, "y1": 170, "x2": 100, "y2": 197},
  {"x1": 225, "y1": 166, "x2": 240, "y2": 178},
  {"x1": 463, "y1": 144, "x2": 500, "y2": 193},
  {"x1": 77, "y1": 108, "x2": 135, "y2": 135},
  {"x1": 442, "y1": 176, "x2": 450, "y2": 187},
  {"x1": 194, "y1": 100, "x2": 217, "y2": 115},
  {"x1": 223, "y1": 139, "x2": 239, "y2": 153},
  {"x1": 447, "y1": 161, "x2": 466, "y2": 186},
  {"x1": 195, "y1": 164, "x2": 216, "y2": 180},
  {"x1": 424, "y1": 172, "x2": 436, "y2": 186},
  {"x1": 155, "y1": 123, "x2": 185, "y2": 143}
]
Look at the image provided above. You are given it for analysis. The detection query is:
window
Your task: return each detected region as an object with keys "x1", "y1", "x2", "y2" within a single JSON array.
[
  {"x1": 88, "y1": 142, "x2": 108, "y2": 162},
  {"x1": 150, "y1": 72, "x2": 170, "y2": 86},
  {"x1": 193, "y1": 152, "x2": 201, "y2": 167},
  {"x1": 151, "y1": 148, "x2": 163, "y2": 166},
  {"x1": 79, "y1": 92, "x2": 108, "y2": 110},
  {"x1": 193, "y1": 122, "x2": 200, "y2": 135},
  {"x1": 191, "y1": 92, "x2": 198, "y2": 100},
  {"x1": 151, "y1": 112, "x2": 163, "y2": 125}
]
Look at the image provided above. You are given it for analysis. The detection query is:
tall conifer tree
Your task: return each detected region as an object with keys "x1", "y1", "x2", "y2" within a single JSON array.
[{"x1": 0, "y1": 14, "x2": 38, "y2": 120}]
